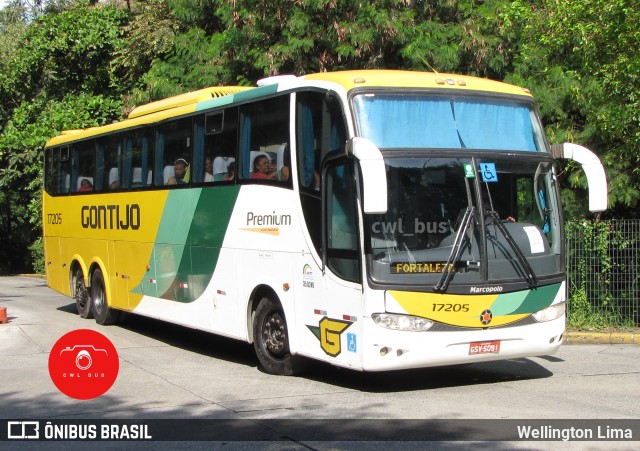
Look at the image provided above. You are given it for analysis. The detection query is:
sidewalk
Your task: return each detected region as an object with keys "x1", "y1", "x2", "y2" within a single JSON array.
[{"x1": 564, "y1": 330, "x2": 640, "y2": 345}]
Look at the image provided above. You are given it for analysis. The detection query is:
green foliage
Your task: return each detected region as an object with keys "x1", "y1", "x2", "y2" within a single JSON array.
[
  {"x1": 1, "y1": 5, "x2": 128, "y2": 115},
  {"x1": 565, "y1": 220, "x2": 638, "y2": 329},
  {"x1": 1, "y1": 93, "x2": 123, "y2": 188},
  {"x1": 29, "y1": 237, "x2": 45, "y2": 275},
  {"x1": 139, "y1": 0, "x2": 517, "y2": 96},
  {"x1": 112, "y1": 0, "x2": 179, "y2": 94},
  {"x1": 503, "y1": 0, "x2": 640, "y2": 216},
  {"x1": 0, "y1": 189, "x2": 33, "y2": 274}
]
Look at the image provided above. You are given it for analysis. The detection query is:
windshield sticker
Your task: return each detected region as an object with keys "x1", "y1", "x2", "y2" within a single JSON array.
[
  {"x1": 523, "y1": 226, "x2": 545, "y2": 254},
  {"x1": 463, "y1": 163, "x2": 475, "y2": 178},
  {"x1": 480, "y1": 163, "x2": 498, "y2": 182}
]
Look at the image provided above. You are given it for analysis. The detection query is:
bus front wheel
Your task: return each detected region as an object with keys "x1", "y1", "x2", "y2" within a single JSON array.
[
  {"x1": 73, "y1": 269, "x2": 93, "y2": 319},
  {"x1": 91, "y1": 268, "x2": 120, "y2": 326},
  {"x1": 253, "y1": 296, "x2": 295, "y2": 376}
]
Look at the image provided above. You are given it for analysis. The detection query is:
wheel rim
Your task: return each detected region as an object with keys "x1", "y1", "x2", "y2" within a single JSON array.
[
  {"x1": 75, "y1": 275, "x2": 88, "y2": 310},
  {"x1": 262, "y1": 311, "x2": 287, "y2": 357},
  {"x1": 93, "y1": 283, "x2": 105, "y2": 316}
]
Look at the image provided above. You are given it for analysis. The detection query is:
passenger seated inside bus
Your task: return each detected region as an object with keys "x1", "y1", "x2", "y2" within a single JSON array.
[
  {"x1": 167, "y1": 158, "x2": 189, "y2": 185},
  {"x1": 213, "y1": 156, "x2": 235, "y2": 181},
  {"x1": 224, "y1": 161, "x2": 236, "y2": 181},
  {"x1": 108, "y1": 168, "x2": 120, "y2": 190},
  {"x1": 78, "y1": 178, "x2": 93, "y2": 192},
  {"x1": 276, "y1": 144, "x2": 290, "y2": 182},
  {"x1": 204, "y1": 157, "x2": 214, "y2": 182},
  {"x1": 251, "y1": 154, "x2": 276, "y2": 179}
]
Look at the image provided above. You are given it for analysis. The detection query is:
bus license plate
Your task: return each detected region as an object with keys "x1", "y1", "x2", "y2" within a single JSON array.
[{"x1": 469, "y1": 340, "x2": 500, "y2": 355}]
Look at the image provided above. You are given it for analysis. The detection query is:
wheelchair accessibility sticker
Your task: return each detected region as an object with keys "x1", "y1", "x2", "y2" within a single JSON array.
[
  {"x1": 347, "y1": 333, "x2": 357, "y2": 353},
  {"x1": 481, "y1": 163, "x2": 498, "y2": 182}
]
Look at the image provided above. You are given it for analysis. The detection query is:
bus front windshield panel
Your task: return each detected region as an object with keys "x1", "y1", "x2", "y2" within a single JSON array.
[
  {"x1": 365, "y1": 157, "x2": 562, "y2": 288},
  {"x1": 353, "y1": 93, "x2": 546, "y2": 152}
]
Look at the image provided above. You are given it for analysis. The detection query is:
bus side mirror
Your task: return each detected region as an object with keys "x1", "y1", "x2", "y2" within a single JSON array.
[
  {"x1": 346, "y1": 138, "x2": 388, "y2": 214},
  {"x1": 550, "y1": 143, "x2": 608, "y2": 212}
]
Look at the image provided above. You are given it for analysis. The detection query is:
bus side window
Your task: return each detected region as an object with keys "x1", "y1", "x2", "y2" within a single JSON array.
[
  {"x1": 239, "y1": 97, "x2": 289, "y2": 182},
  {"x1": 325, "y1": 161, "x2": 360, "y2": 283},
  {"x1": 94, "y1": 135, "x2": 122, "y2": 191},
  {"x1": 71, "y1": 140, "x2": 96, "y2": 193},
  {"x1": 156, "y1": 117, "x2": 193, "y2": 187},
  {"x1": 45, "y1": 147, "x2": 70, "y2": 195},
  {"x1": 296, "y1": 90, "x2": 348, "y2": 254},
  {"x1": 124, "y1": 130, "x2": 153, "y2": 189},
  {"x1": 193, "y1": 108, "x2": 238, "y2": 184}
]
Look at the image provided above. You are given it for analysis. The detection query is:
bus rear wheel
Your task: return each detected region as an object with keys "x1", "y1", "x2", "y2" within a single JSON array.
[
  {"x1": 73, "y1": 269, "x2": 92, "y2": 319},
  {"x1": 253, "y1": 296, "x2": 295, "y2": 376},
  {"x1": 90, "y1": 268, "x2": 120, "y2": 326}
]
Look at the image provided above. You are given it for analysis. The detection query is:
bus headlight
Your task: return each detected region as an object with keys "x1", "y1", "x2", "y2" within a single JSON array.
[
  {"x1": 532, "y1": 302, "x2": 566, "y2": 322},
  {"x1": 372, "y1": 313, "x2": 434, "y2": 331}
]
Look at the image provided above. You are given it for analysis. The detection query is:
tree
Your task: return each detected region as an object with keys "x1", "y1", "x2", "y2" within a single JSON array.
[
  {"x1": 0, "y1": 4, "x2": 129, "y2": 273},
  {"x1": 503, "y1": 0, "x2": 640, "y2": 217}
]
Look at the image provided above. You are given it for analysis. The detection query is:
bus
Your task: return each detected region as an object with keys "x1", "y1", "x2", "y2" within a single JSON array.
[{"x1": 43, "y1": 70, "x2": 607, "y2": 375}]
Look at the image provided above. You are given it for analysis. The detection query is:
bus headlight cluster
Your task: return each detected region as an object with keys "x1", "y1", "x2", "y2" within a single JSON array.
[
  {"x1": 532, "y1": 302, "x2": 566, "y2": 322},
  {"x1": 372, "y1": 313, "x2": 434, "y2": 331}
]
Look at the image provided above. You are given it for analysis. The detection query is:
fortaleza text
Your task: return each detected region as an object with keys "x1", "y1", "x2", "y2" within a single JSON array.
[{"x1": 517, "y1": 425, "x2": 633, "y2": 441}]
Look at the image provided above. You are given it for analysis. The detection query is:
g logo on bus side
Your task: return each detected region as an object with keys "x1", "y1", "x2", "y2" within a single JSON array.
[{"x1": 307, "y1": 317, "x2": 352, "y2": 357}]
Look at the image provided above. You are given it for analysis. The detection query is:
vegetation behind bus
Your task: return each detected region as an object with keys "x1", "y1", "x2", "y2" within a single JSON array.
[{"x1": 1, "y1": 1, "x2": 639, "y2": 328}]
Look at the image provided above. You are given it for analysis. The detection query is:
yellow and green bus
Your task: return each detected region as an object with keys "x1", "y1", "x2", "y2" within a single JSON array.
[{"x1": 43, "y1": 70, "x2": 607, "y2": 375}]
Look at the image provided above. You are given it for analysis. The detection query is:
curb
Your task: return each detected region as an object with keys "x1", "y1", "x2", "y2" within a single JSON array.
[{"x1": 564, "y1": 331, "x2": 640, "y2": 345}]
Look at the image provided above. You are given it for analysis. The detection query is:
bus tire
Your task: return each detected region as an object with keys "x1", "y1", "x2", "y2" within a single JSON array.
[
  {"x1": 253, "y1": 296, "x2": 295, "y2": 376},
  {"x1": 90, "y1": 268, "x2": 120, "y2": 326},
  {"x1": 73, "y1": 269, "x2": 93, "y2": 319}
]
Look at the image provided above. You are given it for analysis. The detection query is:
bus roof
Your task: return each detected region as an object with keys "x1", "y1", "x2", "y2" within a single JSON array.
[
  {"x1": 301, "y1": 70, "x2": 532, "y2": 97},
  {"x1": 45, "y1": 70, "x2": 532, "y2": 147}
]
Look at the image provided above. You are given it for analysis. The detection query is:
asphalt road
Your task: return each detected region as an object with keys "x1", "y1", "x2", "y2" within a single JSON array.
[{"x1": 0, "y1": 276, "x2": 638, "y2": 450}]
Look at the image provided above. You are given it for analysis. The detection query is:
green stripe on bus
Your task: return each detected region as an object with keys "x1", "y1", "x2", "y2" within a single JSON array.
[
  {"x1": 133, "y1": 186, "x2": 240, "y2": 303},
  {"x1": 196, "y1": 85, "x2": 279, "y2": 112},
  {"x1": 510, "y1": 283, "x2": 561, "y2": 315},
  {"x1": 488, "y1": 283, "x2": 561, "y2": 316}
]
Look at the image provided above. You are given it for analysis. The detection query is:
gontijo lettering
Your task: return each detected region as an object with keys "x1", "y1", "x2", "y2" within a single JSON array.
[{"x1": 81, "y1": 204, "x2": 140, "y2": 230}]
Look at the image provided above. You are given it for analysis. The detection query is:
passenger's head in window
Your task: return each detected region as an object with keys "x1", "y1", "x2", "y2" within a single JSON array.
[
  {"x1": 78, "y1": 178, "x2": 93, "y2": 192},
  {"x1": 168, "y1": 158, "x2": 189, "y2": 185},
  {"x1": 224, "y1": 161, "x2": 236, "y2": 181},
  {"x1": 251, "y1": 154, "x2": 276, "y2": 180},
  {"x1": 204, "y1": 156, "x2": 214, "y2": 182}
]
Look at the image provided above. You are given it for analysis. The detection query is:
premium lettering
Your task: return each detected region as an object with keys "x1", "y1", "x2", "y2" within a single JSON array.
[
  {"x1": 246, "y1": 211, "x2": 291, "y2": 226},
  {"x1": 81, "y1": 204, "x2": 141, "y2": 230}
]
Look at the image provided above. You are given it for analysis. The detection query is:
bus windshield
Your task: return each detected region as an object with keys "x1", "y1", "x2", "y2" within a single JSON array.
[
  {"x1": 353, "y1": 92, "x2": 546, "y2": 152},
  {"x1": 365, "y1": 156, "x2": 563, "y2": 289}
]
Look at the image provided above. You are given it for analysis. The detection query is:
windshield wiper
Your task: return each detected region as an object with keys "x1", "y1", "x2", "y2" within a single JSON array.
[
  {"x1": 485, "y1": 210, "x2": 538, "y2": 288},
  {"x1": 435, "y1": 206, "x2": 475, "y2": 292}
]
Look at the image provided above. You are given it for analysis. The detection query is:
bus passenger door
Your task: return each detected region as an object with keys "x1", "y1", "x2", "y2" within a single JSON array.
[{"x1": 296, "y1": 158, "x2": 363, "y2": 369}]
